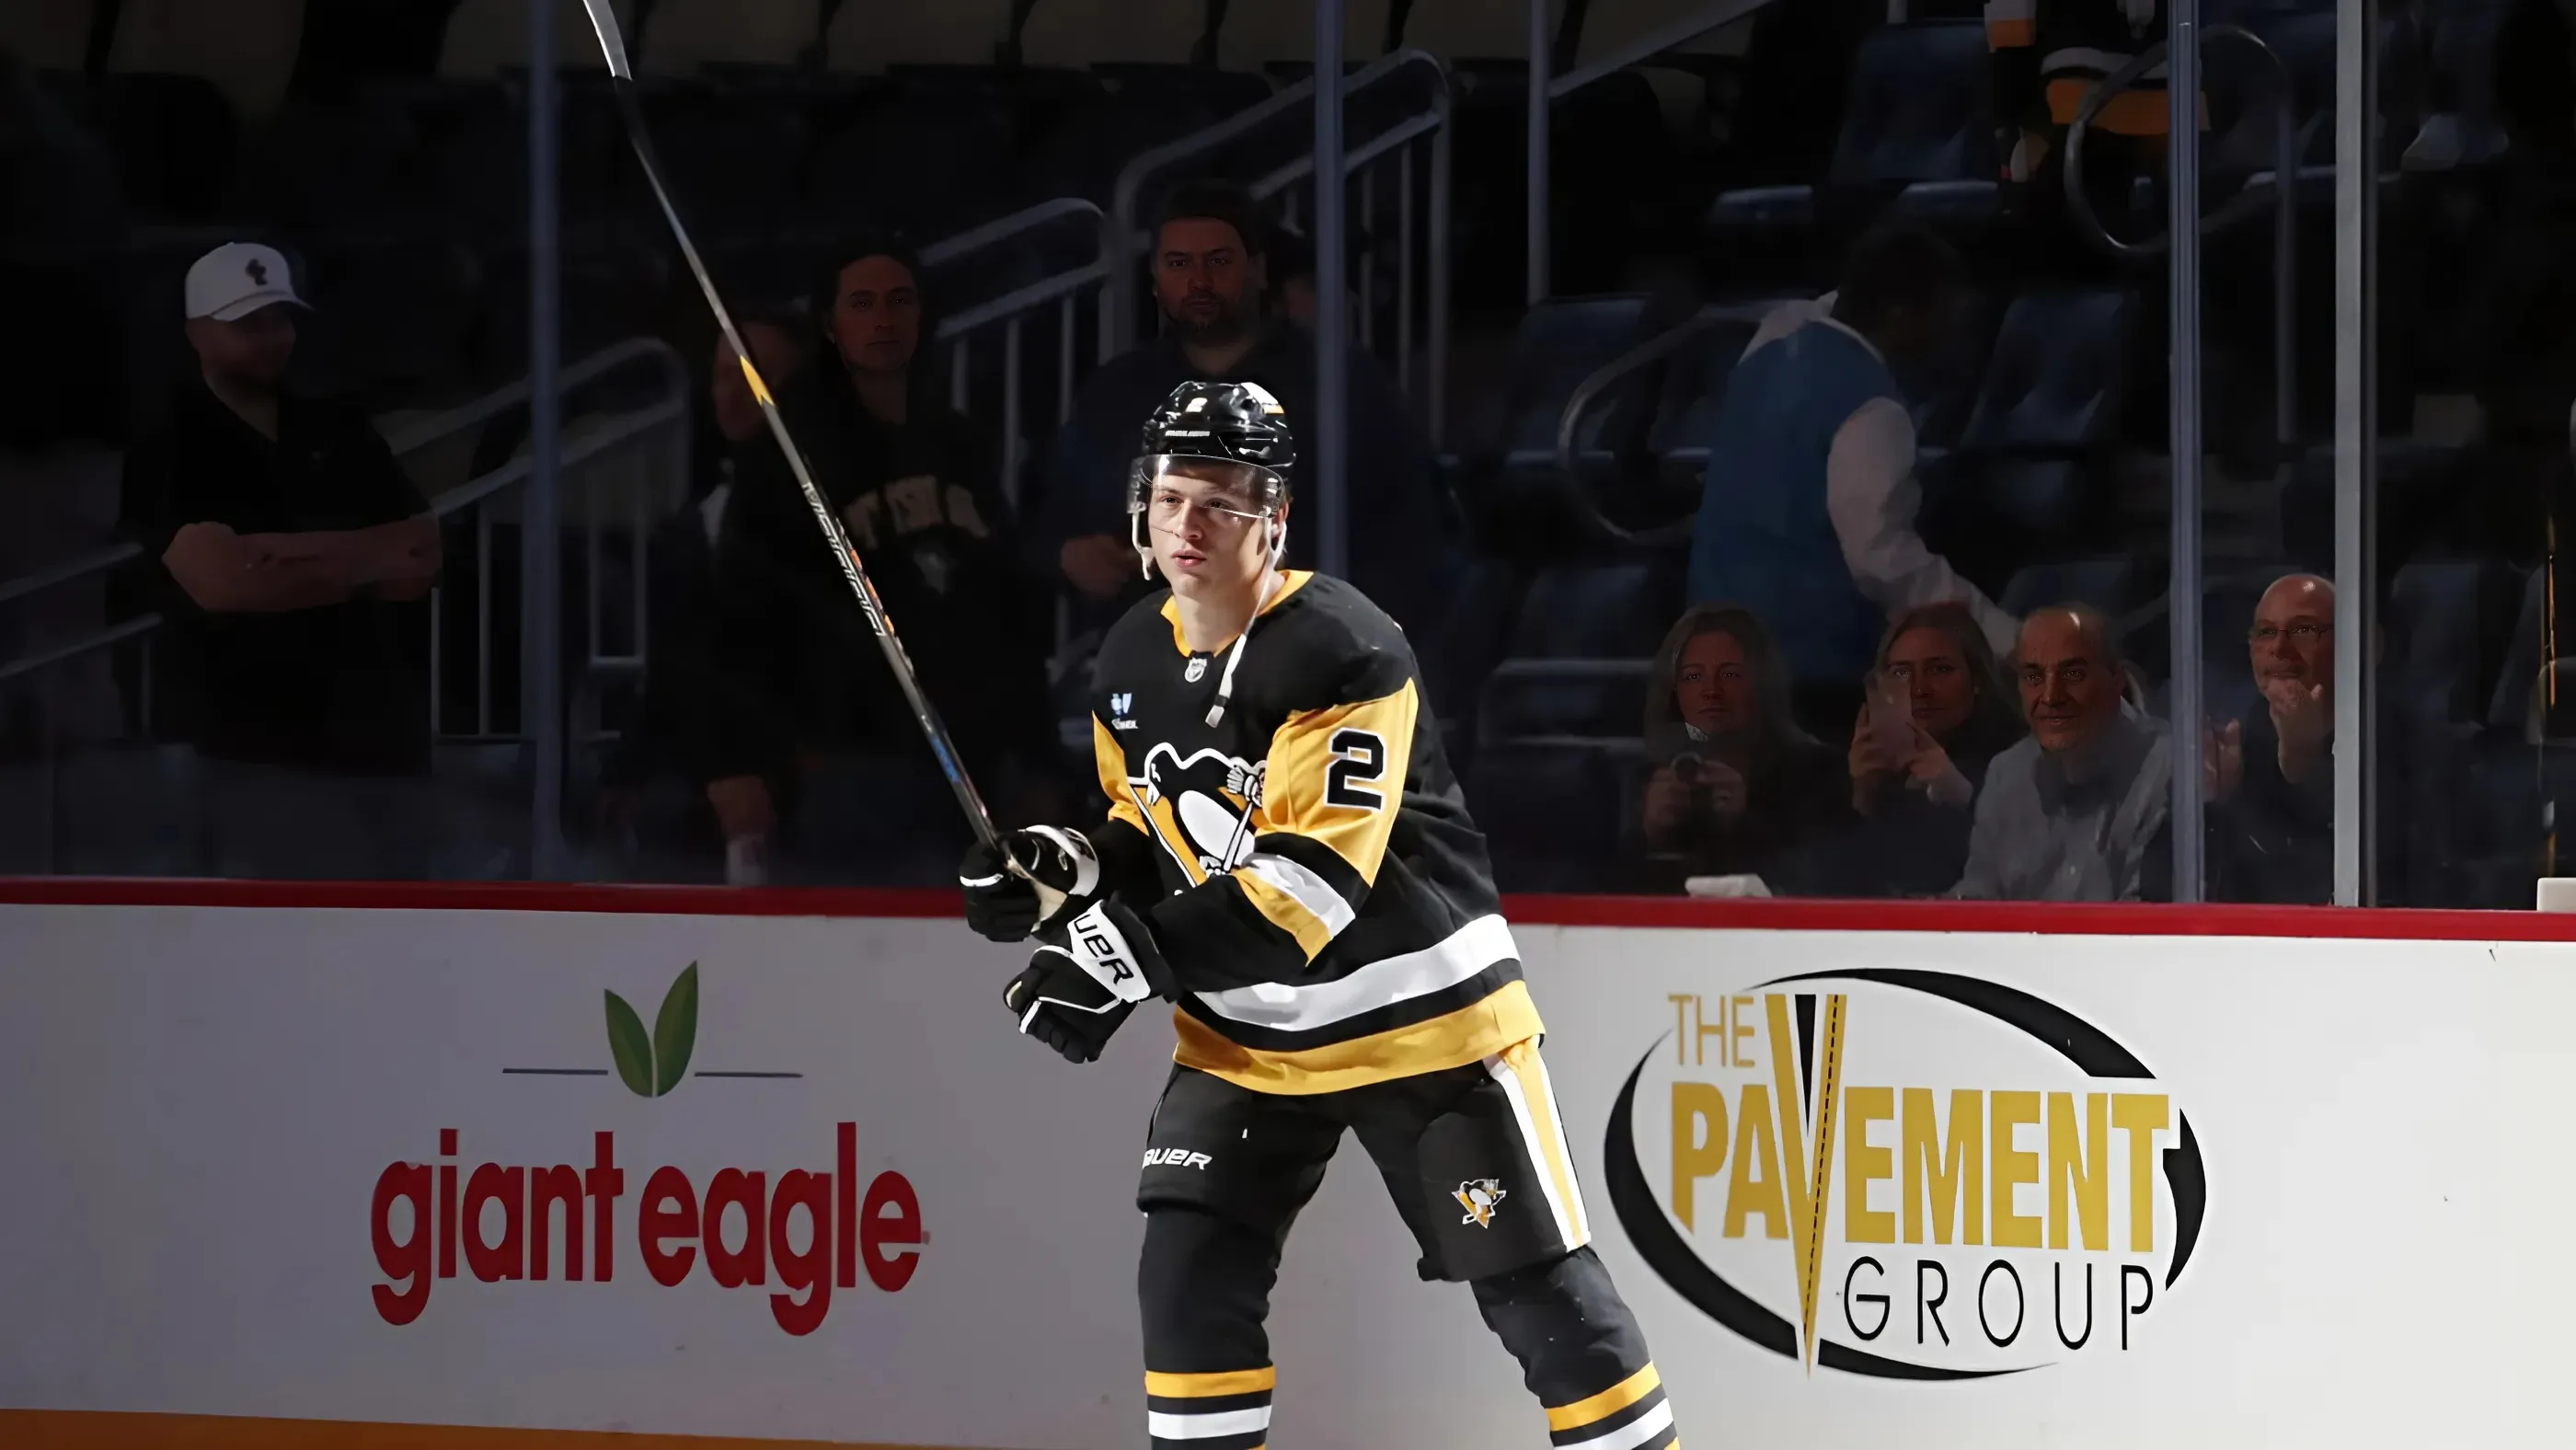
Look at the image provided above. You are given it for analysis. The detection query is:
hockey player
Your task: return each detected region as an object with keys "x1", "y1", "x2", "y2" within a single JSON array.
[{"x1": 958, "y1": 380, "x2": 1676, "y2": 1449}]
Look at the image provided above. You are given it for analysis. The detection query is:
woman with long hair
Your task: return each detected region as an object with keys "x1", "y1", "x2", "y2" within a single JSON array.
[
  {"x1": 1638, "y1": 603, "x2": 1848, "y2": 890},
  {"x1": 707, "y1": 235, "x2": 1062, "y2": 881},
  {"x1": 1834, "y1": 601, "x2": 2028, "y2": 895}
]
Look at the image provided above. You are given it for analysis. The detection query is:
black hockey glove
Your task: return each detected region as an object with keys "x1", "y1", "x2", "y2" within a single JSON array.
[
  {"x1": 958, "y1": 825, "x2": 1101, "y2": 942},
  {"x1": 1002, "y1": 900, "x2": 1174, "y2": 1064}
]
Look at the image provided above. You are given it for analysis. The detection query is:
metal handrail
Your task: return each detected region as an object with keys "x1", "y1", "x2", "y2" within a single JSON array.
[
  {"x1": 1549, "y1": 302, "x2": 1789, "y2": 547},
  {"x1": 0, "y1": 614, "x2": 162, "y2": 686},
  {"x1": 0, "y1": 543, "x2": 141, "y2": 610},
  {"x1": 430, "y1": 398, "x2": 689, "y2": 518},
  {"x1": 385, "y1": 338, "x2": 686, "y2": 456},
  {"x1": 2064, "y1": 26, "x2": 2299, "y2": 464},
  {"x1": 918, "y1": 197, "x2": 1104, "y2": 269},
  {"x1": 1548, "y1": 0, "x2": 1777, "y2": 98},
  {"x1": 937, "y1": 258, "x2": 1110, "y2": 341},
  {"x1": 1101, "y1": 46, "x2": 1452, "y2": 357}
]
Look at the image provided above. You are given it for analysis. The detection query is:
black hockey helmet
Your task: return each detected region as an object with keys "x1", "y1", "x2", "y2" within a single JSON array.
[{"x1": 1128, "y1": 380, "x2": 1296, "y2": 572}]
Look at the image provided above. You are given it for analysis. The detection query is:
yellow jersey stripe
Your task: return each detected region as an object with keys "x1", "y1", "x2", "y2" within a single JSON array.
[
  {"x1": 1173, "y1": 979, "x2": 1544, "y2": 1096},
  {"x1": 1258, "y1": 679, "x2": 1416, "y2": 886},
  {"x1": 1144, "y1": 1366, "x2": 1278, "y2": 1398},
  {"x1": 1091, "y1": 717, "x2": 1153, "y2": 840},
  {"x1": 1547, "y1": 1363, "x2": 1663, "y2": 1433}
]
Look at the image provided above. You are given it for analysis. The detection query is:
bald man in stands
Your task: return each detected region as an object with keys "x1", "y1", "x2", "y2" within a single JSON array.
[
  {"x1": 1955, "y1": 604, "x2": 2174, "y2": 901},
  {"x1": 2205, "y1": 573, "x2": 2346, "y2": 903}
]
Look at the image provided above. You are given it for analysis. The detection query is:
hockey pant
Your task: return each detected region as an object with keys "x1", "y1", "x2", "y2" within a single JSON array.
[{"x1": 1135, "y1": 1041, "x2": 1676, "y2": 1449}]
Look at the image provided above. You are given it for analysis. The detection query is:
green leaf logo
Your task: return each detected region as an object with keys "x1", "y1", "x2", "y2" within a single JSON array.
[
  {"x1": 653, "y1": 962, "x2": 699, "y2": 1095},
  {"x1": 604, "y1": 963, "x2": 701, "y2": 1099}
]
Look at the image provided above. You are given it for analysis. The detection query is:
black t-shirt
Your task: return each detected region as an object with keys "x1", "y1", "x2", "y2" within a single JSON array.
[
  {"x1": 713, "y1": 374, "x2": 1055, "y2": 785},
  {"x1": 121, "y1": 379, "x2": 432, "y2": 775}
]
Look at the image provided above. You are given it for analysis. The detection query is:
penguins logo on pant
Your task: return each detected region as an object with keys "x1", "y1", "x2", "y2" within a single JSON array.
[{"x1": 1454, "y1": 1180, "x2": 1508, "y2": 1228}]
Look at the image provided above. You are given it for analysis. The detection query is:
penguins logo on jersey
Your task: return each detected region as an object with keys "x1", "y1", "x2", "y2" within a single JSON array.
[
  {"x1": 1454, "y1": 1180, "x2": 1508, "y2": 1229},
  {"x1": 1132, "y1": 742, "x2": 1264, "y2": 880}
]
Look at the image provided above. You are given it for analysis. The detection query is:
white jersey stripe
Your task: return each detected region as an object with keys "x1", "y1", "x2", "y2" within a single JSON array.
[
  {"x1": 1527, "y1": 1046, "x2": 1593, "y2": 1244},
  {"x1": 1239, "y1": 851, "x2": 1357, "y2": 938},
  {"x1": 1147, "y1": 1406, "x2": 1272, "y2": 1439},
  {"x1": 1192, "y1": 914, "x2": 1515, "y2": 1031},
  {"x1": 1486, "y1": 1051, "x2": 1579, "y2": 1252},
  {"x1": 1563, "y1": 1399, "x2": 1674, "y2": 1450}
]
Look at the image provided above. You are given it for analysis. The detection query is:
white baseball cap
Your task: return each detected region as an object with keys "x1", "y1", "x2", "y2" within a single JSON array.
[{"x1": 185, "y1": 242, "x2": 308, "y2": 322}]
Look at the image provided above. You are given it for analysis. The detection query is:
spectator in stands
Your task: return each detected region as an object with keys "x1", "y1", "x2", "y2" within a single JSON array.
[
  {"x1": 1956, "y1": 604, "x2": 2172, "y2": 901},
  {"x1": 1833, "y1": 602, "x2": 2028, "y2": 895},
  {"x1": 1638, "y1": 604, "x2": 1846, "y2": 892},
  {"x1": 709, "y1": 236, "x2": 1058, "y2": 882},
  {"x1": 595, "y1": 307, "x2": 812, "y2": 871},
  {"x1": 121, "y1": 242, "x2": 442, "y2": 879},
  {"x1": 1038, "y1": 179, "x2": 1452, "y2": 640},
  {"x1": 1687, "y1": 225, "x2": 2015, "y2": 726},
  {"x1": 2204, "y1": 572, "x2": 2340, "y2": 903}
]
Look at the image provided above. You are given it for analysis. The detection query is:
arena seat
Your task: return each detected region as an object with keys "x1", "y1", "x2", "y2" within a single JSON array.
[
  {"x1": 1465, "y1": 738, "x2": 1642, "y2": 892},
  {"x1": 105, "y1": 0, "x2": 301, "y2": 119},
  {"x1": 0, "y1": 0, "x2": 93, "y2": 72},
  {"x1": 296, "y1": 238, "x2": 486, "y2": 408},
  {"x1": 1449, "y1": 294, "x2": 1663, "y2": 552},
  {"x1": 634, "y1": 87, "x2": 814, "y2": 233},
  {"x1": 1961, "y1": 290, "x2": 2135, "y2": 451},
  {"x1": 637, "y1": 0, "x2": 818, "y2": 75},
  {"x1": 2384, "y1": 556, "x2": 2521, "y2": 726},
  {"x1": 1706, "y1": 21, "x2": 2000, "y2": 248},
  {"x1": 827, "y1": 0, "x2": 1013, "y2": 71},
  {"x1": 1998, "y1": 558, "x2": 2141, "y2": 619},
  {"x1": 1215, "y1": 0, "x2": 1393, "y2": 68},
  {"x1": 1021, "y1": 0, "x2": 1207, "y2": 66},
  {"x1": 59, "y1": 71, "x2": 240, "y2": 222},
  {"x1": 2406, "y1": 0, "x2": 2513, "y2": 169},
  {"x1": 1915, "y1": 289, "x2": 2133, "y2": 593},
  {"x1": 1477, "y1": 557, "x2": 1682, "y2": 742},
  {"x1": 805, "y1": 86, "x2": 1020, "y2": 235},
  {"x1": 1398, "y1": 0, "x2": 1533, "y2": 61},
  {"x1": 1638, "y1": 308, "x2": 1766, "y2": 502},
  {"x1": 440, "y1": 0, "x2": 628, "y2": 78}
]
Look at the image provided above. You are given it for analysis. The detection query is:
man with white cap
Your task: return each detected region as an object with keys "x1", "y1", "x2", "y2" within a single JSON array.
[{"x1": 119, "y1": 242, "x2": 443, "y2": 878}]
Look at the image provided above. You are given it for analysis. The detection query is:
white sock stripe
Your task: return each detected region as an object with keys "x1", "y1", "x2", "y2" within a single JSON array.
[
  {"x1": 1562, "y1": 1399, "x2": 1674, "y2": 1450},
  {"x1": 1527, "y1": 1048, "x2": 1592, "y2": 1243},
  {"x1": 1147, "y1": 1406, "x2": 1272, "y2": 1438},
  {"x1": 1485, "y1": 1053, "x2": 1578, "y2": 1252}
]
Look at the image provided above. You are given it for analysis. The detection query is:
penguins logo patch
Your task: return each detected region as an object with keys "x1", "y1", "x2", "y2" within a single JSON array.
[
  {"x1": 1131, "y1": 742, "x2": 1263, "y2": 880},
  {"x1": 1185, "y1": 656, "x2": 1209, "y2": 683},
  {"x1": 1454, "y1": 1180, "x2": 1508, "y2": 1228}
]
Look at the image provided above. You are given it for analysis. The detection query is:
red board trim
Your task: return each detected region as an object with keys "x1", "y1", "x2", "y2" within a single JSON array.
[{"x1": 0, "y1": 877, "x2": 2570, "y2": 942}]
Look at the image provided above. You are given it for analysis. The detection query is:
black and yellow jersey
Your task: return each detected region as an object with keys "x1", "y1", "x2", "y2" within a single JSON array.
[{"x1": 1086, "y1": 570, "x2": 1540, "y2": 1095}]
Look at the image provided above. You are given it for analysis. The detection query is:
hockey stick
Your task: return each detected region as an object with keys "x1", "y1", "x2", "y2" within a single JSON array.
[{"x1": 571, "y1": 0, "x2": 1000, "y2": 851}]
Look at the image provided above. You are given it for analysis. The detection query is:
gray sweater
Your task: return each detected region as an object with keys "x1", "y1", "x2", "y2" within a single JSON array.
[{"x1": 1953, "y1": 708, "x2": 2174, "y2": 902}]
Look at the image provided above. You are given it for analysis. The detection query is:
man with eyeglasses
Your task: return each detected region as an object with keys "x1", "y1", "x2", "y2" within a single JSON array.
[{"x1": 2205, "y1": 573, "x2": 2341, "y2": 902}]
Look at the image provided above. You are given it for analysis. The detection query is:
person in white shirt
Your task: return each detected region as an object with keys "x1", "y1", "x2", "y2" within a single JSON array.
[{"x1": 1688, "y1": 225, "x2": 2017, "y2": 722}]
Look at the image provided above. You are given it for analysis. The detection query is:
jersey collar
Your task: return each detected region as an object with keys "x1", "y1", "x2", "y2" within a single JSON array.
[{"x1": 1160, "y1": 570, "x2": 1312, "y2": 655}]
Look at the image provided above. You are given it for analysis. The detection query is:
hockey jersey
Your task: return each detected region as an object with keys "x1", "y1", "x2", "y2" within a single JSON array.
[{"x1": 1086, "y1": 570, "x2": 1539, "y2": 1095}]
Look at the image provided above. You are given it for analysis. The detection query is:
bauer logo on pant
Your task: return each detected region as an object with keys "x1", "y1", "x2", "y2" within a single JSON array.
[
  {"x1": 1604, "y1": 969, "x2": 2208, "y2": 1379},
  {"x1": 1454, "y1": 1180, "x2": 1508, "y2": 1228}
]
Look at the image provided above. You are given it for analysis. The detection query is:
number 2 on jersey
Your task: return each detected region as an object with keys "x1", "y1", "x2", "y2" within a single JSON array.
[{"x1": 1325, "y1": 728, "x2": 1387, "y2": 810}]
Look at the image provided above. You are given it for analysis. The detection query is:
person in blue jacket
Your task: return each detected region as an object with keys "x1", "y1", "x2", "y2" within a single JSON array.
[{"x1": 1688, "y1": 224, "x2": 2016, "y2": 720}]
